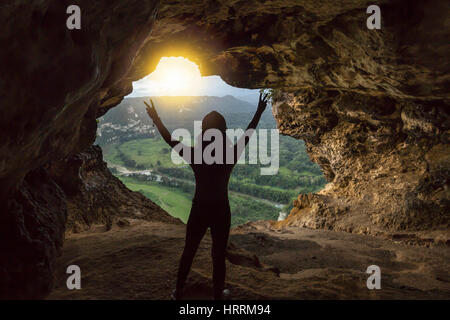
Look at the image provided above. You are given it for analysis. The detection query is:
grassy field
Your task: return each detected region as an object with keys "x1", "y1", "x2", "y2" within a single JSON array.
[
  {"x1": 118, "y1": 176, "x2": 192, "y2": 223},
  {"x1": 105, "y1": 138, "x2": 185, "y2": 169},
  {"x1": 105, "y1": 138, "x2": 314, "y2": 185},
  {"x1": 117, "y1": 176, "x2": 279, "y2": 227},
  {"x1": 103, "y1": 136, "x2": 324, "y2": 226}
]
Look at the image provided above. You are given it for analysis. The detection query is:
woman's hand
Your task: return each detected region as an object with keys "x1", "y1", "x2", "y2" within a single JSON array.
[
  {"x1": 144, "y1": 98, "x2": 179, "y2": 150},
  {"x1": 144, "y1": 99, "x2": 159, "y2": 121},
  {"x1": 257, "y1": 92, "x2": 269, "y2": 113}
]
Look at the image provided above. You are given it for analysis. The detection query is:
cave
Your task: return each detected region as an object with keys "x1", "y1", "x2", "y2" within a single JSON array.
[{"x1": 0, "y1": 0, "x2": 449, "y2": 300}]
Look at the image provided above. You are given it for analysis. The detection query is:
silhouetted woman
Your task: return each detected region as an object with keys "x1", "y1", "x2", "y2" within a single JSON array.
[{"x1": 144, "y1": 93, "x2": 268, "y2": 300}]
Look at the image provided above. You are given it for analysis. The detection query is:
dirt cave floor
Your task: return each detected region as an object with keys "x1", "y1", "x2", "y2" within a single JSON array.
[{"x1": 48, "y1": 219, "x2": 450, "y2": 300}]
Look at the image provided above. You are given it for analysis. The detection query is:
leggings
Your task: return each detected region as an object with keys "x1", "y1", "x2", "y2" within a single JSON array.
[{"x1": 176, "y1": 201, "x2": 231, "y2": 299}]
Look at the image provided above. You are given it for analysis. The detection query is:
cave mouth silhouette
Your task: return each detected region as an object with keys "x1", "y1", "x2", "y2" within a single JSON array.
[{"x1": 96, "y1": 56, "x2": 327, "y2": 227}]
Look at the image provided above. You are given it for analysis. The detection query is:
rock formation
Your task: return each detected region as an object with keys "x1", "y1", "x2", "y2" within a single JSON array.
[
  {"x1": 273, "y1": 90, "x2": 449, "y2": 236},
  {"x1": 0, "y1": 0, "x2": 448, "y2": 298},
  {"x1": 49, "y1": 145, "x2": 179, "y2": 234}
]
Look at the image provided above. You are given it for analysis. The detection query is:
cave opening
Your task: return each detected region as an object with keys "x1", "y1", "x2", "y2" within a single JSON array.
[
  {"x1": 1, "y1": 0, "x2": 448, "y2": 301},
  {"x1": 96, "y1": 57, "x2": 326, "y2": 227}
]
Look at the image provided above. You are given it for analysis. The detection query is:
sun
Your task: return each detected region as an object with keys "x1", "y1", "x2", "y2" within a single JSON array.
[{"x1": 146, "y1": 57, "x2": 202, "y2": 96}]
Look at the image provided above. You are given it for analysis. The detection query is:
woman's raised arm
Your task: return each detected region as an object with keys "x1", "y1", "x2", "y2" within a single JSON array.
[
  {"x1": 232, "y1": 92, "x2": 269, "y2": 163},
  {"x1": 144, "y1": 99, "x2": 179, "y2": 149}
]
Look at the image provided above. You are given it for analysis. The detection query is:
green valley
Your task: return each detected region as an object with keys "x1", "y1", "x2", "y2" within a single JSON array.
[{"x1": 97, "y1": 96, "x2": 326, "y2": 227}]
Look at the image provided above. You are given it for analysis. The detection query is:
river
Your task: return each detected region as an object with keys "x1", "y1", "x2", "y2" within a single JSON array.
[{"x1": 107, "y1": 163, "x2": 285, "y2": 210}]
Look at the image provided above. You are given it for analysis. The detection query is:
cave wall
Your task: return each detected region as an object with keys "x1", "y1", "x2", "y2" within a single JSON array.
[
  {"x1": 274, "y1": 90, "x2": 449, "y2": 235},
  {"x1": 0, "y1": 0, "x2": 161, "y2": 299},
  {"x1": 0, "y1": 0, "x2": 448, "y2": 298},
  {"x1": 49, "y1": 145, "x2": 179, "y2": 233},
  {"x1": 0, "y1": 168, "x2": 67, "y2": 299}
]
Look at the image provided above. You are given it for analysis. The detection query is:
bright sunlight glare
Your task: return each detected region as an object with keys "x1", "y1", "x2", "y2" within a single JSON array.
[
  {"x1": 143, "y1": 57, "x2": 202, "y2": 96},
  {"x1": 129, "y1": 56, "x2": 260, "y2": 101}
]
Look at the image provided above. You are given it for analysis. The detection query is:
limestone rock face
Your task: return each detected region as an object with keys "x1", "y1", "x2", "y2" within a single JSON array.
[
  {"x1": 0, "y1": 168, "x2": 67, "y2": 299},
  {"x1": 49, "y1": 145, "x2": 179, "y2": 233},
  {"x1": 0, "y1": 0, "x2": 161, "y2": 298},
  {"x1": 0, "y1": 0, "x2": 448, "y2": 298},
  {"x1": 273, "y1": 89, "x2": 449, "y2": 235}
]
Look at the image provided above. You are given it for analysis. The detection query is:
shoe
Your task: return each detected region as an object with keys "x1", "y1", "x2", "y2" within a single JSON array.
[
  {"x1": 171, "y1": 289, "x2": 182, "y2": 300},
  {"x1": 214, "y1": 288, "x2": 231, "y2": 300},
  {"x1": 222, "y1": 289, "x2": 231, "y2": 300}
]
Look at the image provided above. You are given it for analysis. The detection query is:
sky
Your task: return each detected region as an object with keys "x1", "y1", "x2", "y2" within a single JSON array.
[{"x1": 127, "y1": 57, "x2": 260, "y2": 103}]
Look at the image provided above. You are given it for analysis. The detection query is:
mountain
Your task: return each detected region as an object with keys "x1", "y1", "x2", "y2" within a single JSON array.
[
  {"x1": 235, "y1": 92, "x2": 260, "y2": 105},
  {"x1": 96, "y1": 95, "x2": 269, "y2": 145}
]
